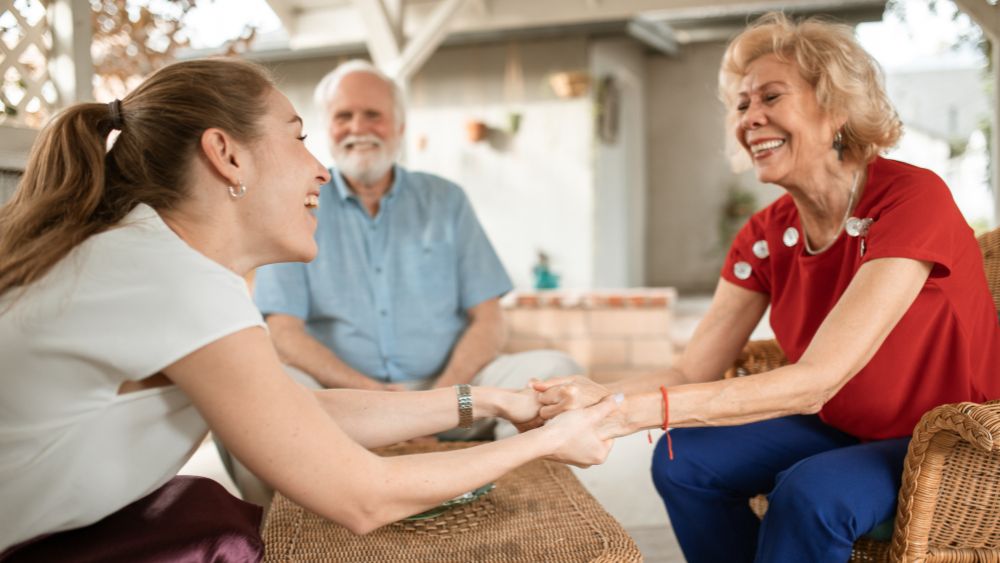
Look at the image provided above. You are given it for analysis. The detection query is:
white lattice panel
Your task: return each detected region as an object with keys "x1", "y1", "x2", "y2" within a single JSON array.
[{"x1": 0, "y1": 0, "x2": 56, "y2": 127}]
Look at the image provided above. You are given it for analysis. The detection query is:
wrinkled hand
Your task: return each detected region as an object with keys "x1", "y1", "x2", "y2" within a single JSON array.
[
  {"x1": 543, "y1": 395, "x2": 623, "y2": 468},
  {"x1": 532, "y1": 376, "x2": 612, "y2": 420}
]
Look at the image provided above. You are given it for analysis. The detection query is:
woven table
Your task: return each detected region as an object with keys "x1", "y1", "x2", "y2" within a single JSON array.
[{"x1": 262, "y1": 441, "x2": 642, "y2": 562}]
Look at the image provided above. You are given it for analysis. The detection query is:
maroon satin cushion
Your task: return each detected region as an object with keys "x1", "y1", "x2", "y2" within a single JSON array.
[{"x1": 1, "y1": 476, "x2": 263, "y2": 563}]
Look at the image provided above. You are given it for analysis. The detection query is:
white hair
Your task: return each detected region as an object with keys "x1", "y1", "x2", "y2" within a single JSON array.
[{"x1": 313, "y1": 60, "x2": 406, "y2": 126}]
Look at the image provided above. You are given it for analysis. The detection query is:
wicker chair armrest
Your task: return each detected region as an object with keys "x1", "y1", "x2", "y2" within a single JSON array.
[
  {"x1": 724, "y1": 339, "x2": 789, "y2": 379},
  {"x1": 890, "y1": 400, "x2": 1000, "y2": 562},
  {"x1": 913, "y1": 400, "x2": 1000, "y2": 452}
]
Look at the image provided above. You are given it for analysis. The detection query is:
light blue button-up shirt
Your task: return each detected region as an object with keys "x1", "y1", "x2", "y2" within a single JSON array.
[{"x1": 254, "y1": 166, "x2": 513, "y2": 382}]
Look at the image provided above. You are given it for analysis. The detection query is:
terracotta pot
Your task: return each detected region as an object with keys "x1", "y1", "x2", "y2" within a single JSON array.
[{"x1": 466, "y1": 120, "x2": 488, "y2": 142}]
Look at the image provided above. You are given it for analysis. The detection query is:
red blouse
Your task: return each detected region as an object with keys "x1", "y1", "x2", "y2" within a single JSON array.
[{"x1": 722, "y1": 157, "x2": 1000, "y2": 440}]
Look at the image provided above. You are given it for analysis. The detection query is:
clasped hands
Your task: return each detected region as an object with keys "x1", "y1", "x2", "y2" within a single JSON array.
[{"x1": 497, "y1": 376, "x2": 629, "y2": 467}]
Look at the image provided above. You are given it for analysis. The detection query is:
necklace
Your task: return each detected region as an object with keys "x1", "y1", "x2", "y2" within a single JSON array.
[{"x1": 803, "y1": 170, "x2": 861, "y2": 255}]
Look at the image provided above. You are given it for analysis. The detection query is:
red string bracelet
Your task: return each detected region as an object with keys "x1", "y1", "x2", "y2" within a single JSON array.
[{"x1": 660, "y1": 385, "x2": 674, "y2": 460}]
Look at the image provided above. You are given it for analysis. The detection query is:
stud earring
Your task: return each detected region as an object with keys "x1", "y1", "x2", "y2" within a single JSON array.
[
  {"x1": 832, "y1": 130, "x2": 844, "y2": 161},
  {"x1": 228, "y1": 180, "x2": 247, "y2": 200}
]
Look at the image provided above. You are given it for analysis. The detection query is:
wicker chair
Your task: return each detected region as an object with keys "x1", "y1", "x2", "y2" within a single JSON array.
[{"x1": 724, "y1": 227, "x2": 1000, "y2": 563}]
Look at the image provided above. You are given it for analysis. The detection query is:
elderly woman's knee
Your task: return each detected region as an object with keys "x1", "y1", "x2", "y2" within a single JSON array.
[{"x1": 766, "y1": 458, "x2": 854, "y2": 522}]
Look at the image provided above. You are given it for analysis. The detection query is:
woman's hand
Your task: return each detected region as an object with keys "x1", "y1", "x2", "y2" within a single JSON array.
[
  {"x1": 491, "y1": 387, "x2": 545, "y2": 432},
  {"x1": 532, "y1": 376, "x2": 612, "y2": 419},
  {"x1": 540, "y1": 395, "x2": 626, "y2": 467}
]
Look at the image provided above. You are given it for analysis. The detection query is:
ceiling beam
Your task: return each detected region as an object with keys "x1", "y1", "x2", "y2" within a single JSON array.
[
  {"x1": 641, "y1": 0, "x2": 881, "y2": 21},
  {"x1": 470, "y1": 0, "x2": 490, "y2": 16},
  {"x1": 384, "y1": 0, "x2": 405, "y2": 47},
  {"x1": 387, "y1": 0, "x2": 465, "y2": 80},
  {"x1": 263, "y1": 0, "x2": 299, "y2": 37},
  {"x1": 352, "y1": 0, "x2": 402, "y2": 68},
  {"x1": 282, "y1": 0, "x2": 884, "y2": 51},
  {"x1": 626, "y1": 17, "x2": 679, "y2": 56}
]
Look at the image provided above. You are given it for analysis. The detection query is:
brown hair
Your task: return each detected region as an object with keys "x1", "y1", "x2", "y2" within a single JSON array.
[
  {"x1": 719, "y1": 12, "x2": 902, "y2": 164},
  {"x1": 0, "y1": 58, "x2": 275, "y2": 297}
]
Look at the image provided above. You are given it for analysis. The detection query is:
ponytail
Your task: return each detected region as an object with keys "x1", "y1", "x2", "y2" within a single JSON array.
[{"x1": 0, "y1": 103, "x2": 117, "y2": 297}]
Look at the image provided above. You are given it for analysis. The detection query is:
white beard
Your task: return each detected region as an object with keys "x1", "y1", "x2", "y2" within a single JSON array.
[{"x1": 332, "y1": 134, "x2": 399, "y2": 186}]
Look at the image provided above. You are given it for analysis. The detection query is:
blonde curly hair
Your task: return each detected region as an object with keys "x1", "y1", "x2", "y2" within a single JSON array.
[{"x1": 719, "y1": 12, "x2": 901, "y2": 165}]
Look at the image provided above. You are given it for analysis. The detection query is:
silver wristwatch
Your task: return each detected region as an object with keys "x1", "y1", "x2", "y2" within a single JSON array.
[{"x1": 455, "y1": 384, "x2": 474, "y2": 428}]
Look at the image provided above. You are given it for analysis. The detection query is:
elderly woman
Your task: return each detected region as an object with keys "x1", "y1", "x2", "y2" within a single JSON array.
[
  {"x1": 533, "y1": 13, "x2": 1000, "y2": 563},
  {"x1": 0, "y1": 58, "x2": 622, "y2": 561}
]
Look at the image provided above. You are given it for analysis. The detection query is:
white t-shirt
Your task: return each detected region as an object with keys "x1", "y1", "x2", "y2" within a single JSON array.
[{"x1": 0, "y1": 204, "x2": 264, "y2": 550}]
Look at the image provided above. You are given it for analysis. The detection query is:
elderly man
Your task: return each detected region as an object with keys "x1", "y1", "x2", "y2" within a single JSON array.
[{"x1": 253, "y1": 60, "x2": 581, "y2": 439}]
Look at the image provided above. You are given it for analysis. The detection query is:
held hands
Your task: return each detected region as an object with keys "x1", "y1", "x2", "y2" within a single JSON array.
[{"x1": 532, "y1": 376, "x2": 612, "y2": 420}]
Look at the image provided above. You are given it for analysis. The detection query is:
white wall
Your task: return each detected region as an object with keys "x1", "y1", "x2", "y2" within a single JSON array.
[
  {"x1": 406, "y1": 101, "x2": 594, "y2": 288},
  {"x1": 645, "y1": 41, "x2": 782, "y2": 292},
  {"x1": 407, "y1": 38, "x2": 594, "y2": 288},
  {"x1": 591, "y1": 39, "x2": 648, "y2": 288}
]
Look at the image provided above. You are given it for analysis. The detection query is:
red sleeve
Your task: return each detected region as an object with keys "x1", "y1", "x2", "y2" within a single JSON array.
[
  {"x1": 721, "y1": 212, "x2": 771, "y2": 294},
  {"x1": 860, "y1": 169, "x2": 964, "y2": 278}
]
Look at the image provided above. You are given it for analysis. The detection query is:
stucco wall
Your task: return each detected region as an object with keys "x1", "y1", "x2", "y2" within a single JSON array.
[
  {"x1": 591, "y1": 38, "x2": 647, "y2": 288},
  {"x1": 645, "y1": 41, "x2": 782, "y2": 292},
  {"x1": 406, "y1": 38, "x2": 594, "y2": 289}
]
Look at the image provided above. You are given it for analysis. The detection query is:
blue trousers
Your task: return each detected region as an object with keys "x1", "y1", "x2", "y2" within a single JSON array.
[{"x1": 650, "y1": 415, "x2": 910, "y2": 563}]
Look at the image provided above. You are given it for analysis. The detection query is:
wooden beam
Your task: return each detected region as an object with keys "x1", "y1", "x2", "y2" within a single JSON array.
[
  {"x1": 263, "y1": 0, "x2": 299, "y2": 37},
  {"x1": 626, "y1": 17, "x2": 679, "y2": 56},
  {"x1": 388, "y1": 0, "x2": 465, "y2": 80},
  {"x1": 470, "y1": 0, "x2": 490, "y2": 16},
  {"x1": 353, "y1": 0, "x2": 401, "y2": 69},
  {"x1": 384, "y1": 0, "x2": 405, "y2": 48},
  {"x1": 284, "y1": 0, "x2": 885, "y2": 51}
]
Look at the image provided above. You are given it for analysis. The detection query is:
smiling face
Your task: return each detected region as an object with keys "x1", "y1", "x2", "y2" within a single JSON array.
[
  {"x1": 243, "y1": 89, "x2": 330, "y2": 264},
  {"x1": 326, "y1": 71, "x2": 402, "y2": 187},
  {"x1": 735, "y1": 54, "x2": 840, "y2": 186}
]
